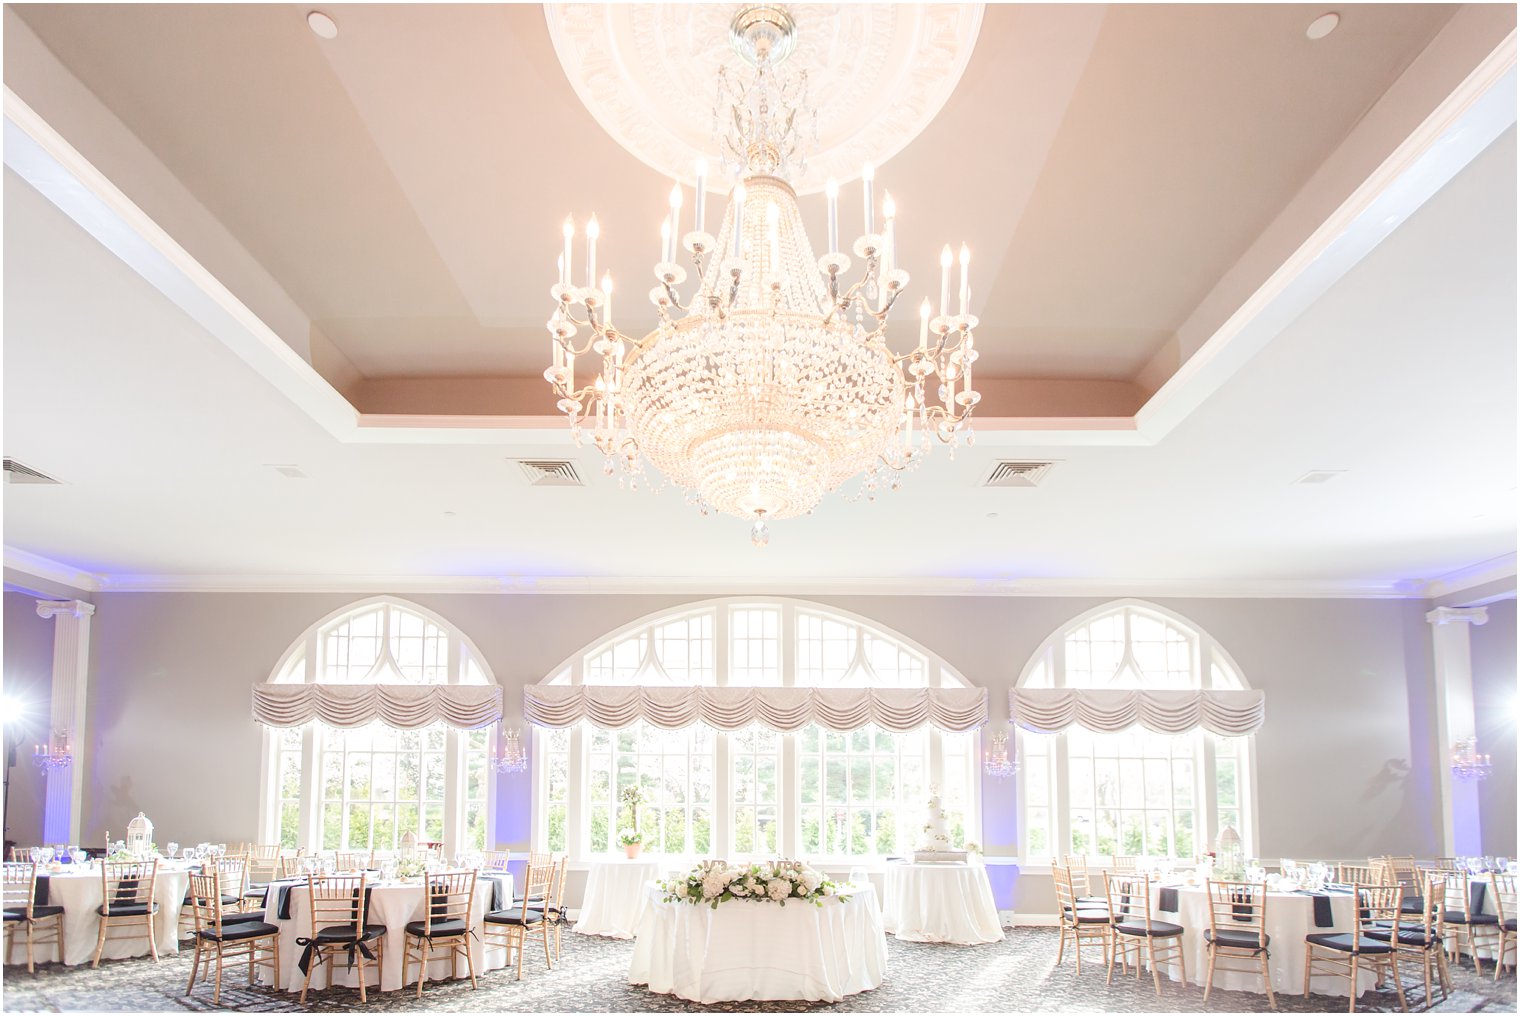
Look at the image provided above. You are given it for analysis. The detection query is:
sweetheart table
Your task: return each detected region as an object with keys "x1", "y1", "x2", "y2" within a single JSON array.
[{"x1": 628, "y1": 882, "x2": 887, "y2": 1003}]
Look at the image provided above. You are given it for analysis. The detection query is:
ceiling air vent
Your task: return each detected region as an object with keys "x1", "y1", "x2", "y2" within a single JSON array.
[
  {"x1": 515, "y1": 459, "x2": 583, "y2": 487},
  {"x1": 2, "y1": 458, "x2": 62, "y2": 485},
  {"x1": 982, "y1": 461, "x2": 1055, "y2": 488}
]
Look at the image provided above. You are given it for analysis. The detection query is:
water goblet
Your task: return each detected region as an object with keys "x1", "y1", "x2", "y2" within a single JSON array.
[
  {"x1": 166, "y1": 842, "x2": 179, "y2": 860},
  {"x1": 38, "y1": 846, "x2": 54, "y2": 865}
]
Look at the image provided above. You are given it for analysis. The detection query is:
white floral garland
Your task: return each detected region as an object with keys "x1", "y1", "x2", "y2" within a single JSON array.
[{"x1": 660, "y1": 860, "x2": 849, "y2": 909}]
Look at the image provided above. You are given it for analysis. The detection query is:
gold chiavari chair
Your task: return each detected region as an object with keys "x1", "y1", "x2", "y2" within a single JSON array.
[
  {"x1": 1303, "y1": 883, "x2": 1407, "y2": 1014},
  {"x1": 1440, "y1": 869, "x2": 1500, "y2": 974},
  {"x1": 1491, "y1": 874, "x2": 1516, "y2": 980},
  {"x1": 1203, "y1": 879, "x2": 1273, "y2": 1008},
  {"x1": 1105, "y1": 872, "x2": 1185, "y2": 996},
  {"x1": 301, "y1": 873, "x2": 386, "y2": 1004},
  {"x1": 1367, "y1": 872, "x2": 1449, "y2": 1005},
  {"x1": 1338, "y1": 863, "x2": 1377, "y2": 885},
  {"x1": 7, "y1": 847, "x2": 35, "y2": 862},
  {"x1": 180, "y1": 854, "x2": 251, "y2": 939},
  {"x1": 3, "y1": 861, "x2": 65, "y2": 972},
  {"x1": 402, "y1": 869, "x2": 478, "y2": 997},
  {"x1": 481, "y1": 849, "x2": 511, "y2": 872},
  {"x1": 1434, "y1": 857, "x2": 1458, "y2": 869},
  {"x1": 484, "y1": 855, "x2": 554, "y2": 980},
  {"x1": 94, "y1": 858, "x2": 160, "y2": 967},
  {"x1": 335, "y1": 850, "x2": 375, "y2": 872},
  {"x1": 184, "y1": 869, "x2": 280, "y2": 1004},
  {"x1": 242, "y1": 845, "x2": 284, "y2": 911},
  {"x1": 1111, "y1": 855, "x2": 1138, "y2": 872},
  {"x1": 1052, "y1": 865, "x2": 1110, "y2": 974},
  {"x1": 1061, "y1": 855, "x2": 1105, "y2": 906},
  {"x1": 544, "y1": 855, "x2": 571, "y2": 963}
]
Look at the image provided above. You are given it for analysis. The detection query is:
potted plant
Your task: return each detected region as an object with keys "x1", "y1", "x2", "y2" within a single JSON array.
[{"x1": 620, "y1": 785, "x2": 645, "y2": 857}]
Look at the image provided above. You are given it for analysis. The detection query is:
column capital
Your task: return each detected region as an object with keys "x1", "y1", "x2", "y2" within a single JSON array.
[
  {"x1": 1425, "y1": 606, "x2": 1489, "y2": 627},
  {"x1": 35, "y1": 599, "x2": 95, "y2": 620}
]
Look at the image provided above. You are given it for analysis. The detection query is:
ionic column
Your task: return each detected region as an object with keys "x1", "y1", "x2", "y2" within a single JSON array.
[
  {"x1": 1426, "y1": 605, "x2": 1487, "y2": 856},
  {"x1": 35, "y1": 599, "x2": 94, "y2": 844}
]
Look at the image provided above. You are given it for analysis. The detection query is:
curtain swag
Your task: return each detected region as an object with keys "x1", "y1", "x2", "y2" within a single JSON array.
[
  {"x1": 1009, "y1": 688, "x2": 1264, "y2": 736},
  {"x1": 522, "y1": 684, "x2": 988, "y2": 733},
  {"x1": 252, "y1": 684, "x2": 503, "y2": 730}
]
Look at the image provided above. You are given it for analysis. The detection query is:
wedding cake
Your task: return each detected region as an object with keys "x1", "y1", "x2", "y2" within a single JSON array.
[{"x1": 913, "y1": 789, "x2": 967, "y2": 863}]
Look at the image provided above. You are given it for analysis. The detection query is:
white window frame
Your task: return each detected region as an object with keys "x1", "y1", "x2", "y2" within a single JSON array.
[
  {"x1": 1014, "y1": 599, "x2": 1259, "y2": 865},
  {"x1": 531, "y1": 596, "x2": 982, "y2": 865},
  {"x1": 256, "y1": 596, "x2": 499, "y2": 856}
]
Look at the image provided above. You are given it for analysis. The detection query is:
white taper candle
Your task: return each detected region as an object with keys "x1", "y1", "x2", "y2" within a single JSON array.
[
  {"x1": 861, "y1": 163, "x2": 875, "y2": 236},
  {"x1": 694, "y1": 159, "x2": 708, "y2": 236},
  {"x1": 601, "y1": 272, "x2": 614, "y2": 325},
  {"x1": 660, "y1": 219, "x2": 671, "y2": 265},
  {"x1": 825, "y1": 178, "x2": 839, "y2": 254},
  {"x1": 586, "y1": 215, "x2": 600, "y2": 288}
]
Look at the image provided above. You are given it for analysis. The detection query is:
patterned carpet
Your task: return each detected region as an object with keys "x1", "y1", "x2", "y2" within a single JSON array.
[{"x1": 1, "y1": 928, "x2": 1514, "y2": 1013}]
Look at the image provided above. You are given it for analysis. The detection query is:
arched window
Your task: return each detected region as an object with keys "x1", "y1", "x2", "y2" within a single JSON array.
[
  {"x1": 1016, "y1": 601, "x2": 1256, "y2": 861},
  {"x1": 259, "y1": 598, "x2": 496, "y2": 853},
  {"x1": 534, "y1": 598, "x2": 979, "y2": 862}
]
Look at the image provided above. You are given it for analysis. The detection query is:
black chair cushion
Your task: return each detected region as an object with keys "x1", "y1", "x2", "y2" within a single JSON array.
[
  {"x1": 1116, "y1": 920, "x2": 1184, "y2": 938},
  {"x1": 1072, "y1": 910, "x2": 1110, "y2": 925},
  {"x1": 2, "y1": 910, "x2": 22, "y2": 922},
  {"x1": 1306, "y1": 933, "x2": 1393, "y2": 954},
  {"x1": 485, "y1": 909, "x2": 544, "y2": 926},
  {"x1": 405, "y1": 918, "x2": 468, "y2": 938},
  {"x1": 1505, "y1": 917, "x2": 1517, "y2": 932},
  {"x1": 220, "y1": 910, "x2": 268, "y2": 925},
  {"x1": 98, "y1": 902, "x2": 159, "y2": 917},
  {"x1": 1205, "y1": 928, "x2": 1269, "y2": 950},
  {"x1": 4, "y1": 904, "x2": 63, "y2": 922},
  {"x1": 1444, "y1": 911, "x2": 1498, "y2": 926},
  {"x1": 1365, "y1": 926, "x2": 1441, "y2": 947},
  {"x1": 1076, "y1": 895, "x2": 1106, "y2": 907},
  {"x1": 1400, "y1": 897, "x2": 1425, "y2": 914},
  {"x1": 200, "y1": 920, "x2": 279, "y2": 942},
  {"x1": 314, "y1": 923, "x2": 386, "y2": 943}
]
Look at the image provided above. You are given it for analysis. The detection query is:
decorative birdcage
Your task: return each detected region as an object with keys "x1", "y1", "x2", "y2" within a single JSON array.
[
  {"x1": 399, "y1": 830, "x2": 418, "y2": 857},
  {"x1": 1215, "y1": 825, "x2": 1243, "y2": 879},
  {"x1": 126, "y1": 812, "x2": 154, "y2": 858}
]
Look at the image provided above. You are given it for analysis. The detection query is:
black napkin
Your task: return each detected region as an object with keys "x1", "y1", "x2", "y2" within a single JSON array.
[
  {"x1": 1470, "y1": 880, "x2": 1487, "y2": 914},
  {"x1": 486, "y1": 875, "x2": 506, "y2": 913},
  {"x1": 113, "y1": 877, "x2": 141, "y2": 906},
  {"x1": 33, "y1": 876, "x2": 50, "y2": 907},
  {"x1": 1157, "y1": 887, "x2": 1178, "y2": 913},
  {"x1": 1292, "y1": 890, "x2": 1336, "y2": 928}
]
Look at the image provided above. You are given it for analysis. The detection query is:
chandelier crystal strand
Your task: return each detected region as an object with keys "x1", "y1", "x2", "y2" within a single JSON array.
[{"x1": 545, "y1": 5, "x2": 980, "y2": 542}]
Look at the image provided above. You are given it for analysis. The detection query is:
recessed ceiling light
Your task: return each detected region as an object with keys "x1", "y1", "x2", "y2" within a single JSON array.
[
  {"x1": 1306, "y1": 12, "x2": 1339, "y2": 41},
  {"x1": 307, "y1": 10, "x2": 338, "y2": 40},
  {"x1": 1294, "y1": 469, "x2": 1346, "y2": 485}
]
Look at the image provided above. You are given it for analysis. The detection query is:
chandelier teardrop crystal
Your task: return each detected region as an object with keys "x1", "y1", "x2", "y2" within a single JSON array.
[{"x1": 546, "y1": 6, "x2": 980, "y2": 541}]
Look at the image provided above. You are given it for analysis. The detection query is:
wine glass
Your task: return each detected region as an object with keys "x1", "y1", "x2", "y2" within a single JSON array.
[
  {"x1": 38, "y1": 846, "x2": 54, "y2": 865},
  {"x1": 166, "y1": 841, "x2": 179, "y2": 860}
]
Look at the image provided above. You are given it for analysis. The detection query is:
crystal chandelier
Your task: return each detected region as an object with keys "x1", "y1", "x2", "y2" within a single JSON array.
[
  {"x1": 490, "y1": 726, "x2": 528, "y2": 775},
  {"x1": 1450, "y1": 736, "x2": 1492, "y2": 781},
  {"x1": 547, "y1": 6, "x2": 980, "y2": 546},
  {"x1": 32, "y1": 729, "x2": 72, "y2": 771},
  {"x1": 983, "y1": 729, "x2": 1019, "y2": 780}
]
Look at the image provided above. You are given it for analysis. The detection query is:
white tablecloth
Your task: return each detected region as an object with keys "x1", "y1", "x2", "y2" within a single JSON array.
[
  {"x1": 629, "y1": 883, "x2": 887, "y2": 1003},
  {"x1": 575, "y1": 858, "x2": 662, "y2": 939},
  {"x1": 881, "y1": 862, "x2": 1004, "y2": 945},
  {"x1": 1147, "y1": 883, "x2": 1377, "y2": 997},
  {"x1": 3, "y1": 863, "x2": 191, "y2": 966},
  {"x1": 260, "y1": 873, "x2": 512, "y2": 993}
]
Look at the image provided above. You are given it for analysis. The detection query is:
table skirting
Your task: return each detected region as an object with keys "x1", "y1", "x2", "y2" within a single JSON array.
[
  {"x1": 629, "y1": 882, "x2": 887, "y2": 1003},
  {"x1": 3, "y1": 865, "x2": 191, "y2": 967},
  {"x1": 881, "y1": 862, "x2": 1003, "y2": 945},
  {"x1": 574, "y1": 859, "x2": 662, "y2": 939}
]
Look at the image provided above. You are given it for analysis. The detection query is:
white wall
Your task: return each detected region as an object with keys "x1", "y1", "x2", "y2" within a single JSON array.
[
  {"x1": 1471, "y1": 598, "x2": 1517, "y2": 855},
  {"x1": 3, "y1": 590, "x2": 55, "y2": 849},
  {"x1": 68, "y1": 589, "x2": 1463, "y2": 913}
]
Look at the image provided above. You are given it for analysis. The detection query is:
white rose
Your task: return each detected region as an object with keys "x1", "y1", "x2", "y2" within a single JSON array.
[
  {"x1": 730, "y1": 879, "x2": 750, "y2": 896},
  {"x1": 767, "y1": 878, "x2": 791, "y2": 901}
]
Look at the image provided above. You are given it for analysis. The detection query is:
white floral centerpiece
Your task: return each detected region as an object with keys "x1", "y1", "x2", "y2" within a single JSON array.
[{"x1": 660, "y1": 859, "x2": 849, "y2": 909}]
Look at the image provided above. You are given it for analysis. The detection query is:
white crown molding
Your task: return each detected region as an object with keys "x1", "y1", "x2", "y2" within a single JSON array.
[
  {"x1": 3, "y1": 547, "x2": 102, "y2": 593},
  {"x1": 1417, "y1": 553, "x2": 1518, "y2": 601}
]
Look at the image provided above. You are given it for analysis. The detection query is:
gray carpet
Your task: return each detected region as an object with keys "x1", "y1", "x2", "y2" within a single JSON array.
[{"x1": 1, "y1": 928, "x2": 1514, "y2": 1012}]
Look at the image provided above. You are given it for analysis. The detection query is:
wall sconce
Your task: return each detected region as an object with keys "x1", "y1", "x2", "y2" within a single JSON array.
[
  {"x1": 490, "y1": 726, "x2": 528, "y2": 774},
  {"x1": 983, "y1": 729, "x2": 1019, "y2": 780}
]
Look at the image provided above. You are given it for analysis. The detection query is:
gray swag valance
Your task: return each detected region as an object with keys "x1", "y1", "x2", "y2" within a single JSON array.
[
  {"x1": 1009, "y1": 688, "x2": 1264, "y2": 737},
  {"x1": 523, "y1": 685, "x2": 988, "y2": 733},
  {"x1": 252, "y1": 684, "x2": 502, "y2": 730}
]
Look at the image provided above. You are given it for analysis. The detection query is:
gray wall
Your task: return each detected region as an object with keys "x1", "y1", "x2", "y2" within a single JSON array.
[
  {"x1": 1471, "y1": 598, "x2": 1517, "y2": 855},
  {"x1": 3, "y1": 590, "x2": 55, "y2": 848},
  {"x1": 69, "y1": 590, "x2": 1465, "y2": 912}
]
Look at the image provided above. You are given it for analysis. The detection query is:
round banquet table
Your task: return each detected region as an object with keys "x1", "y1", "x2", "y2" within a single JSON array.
[
  {"x1": 3, "y1": 862, "x2": 191, "y2": 967},
  {"x1": 1145, "y1": 882, "x2": 1378, "y2": 998},
  {"x1": 881, "y1": 861, "x2": 1004, "y2": 944},
  {"x1": 574, "y1": 858, "x2": 662, "y2": 939},
  {"x1": 628, "y1": 882, "x2": 887, "y2": 1003},
  {"x1": 258, "y1": 872, "x2": 512, "y2": 994}
]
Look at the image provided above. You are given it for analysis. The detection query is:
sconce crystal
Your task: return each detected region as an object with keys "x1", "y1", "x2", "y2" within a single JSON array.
[
  {"x1": 32, "y1": 729, "x2": 73, "y2": 771},
  {"x1": 983, "y1": 729, "x2": 1019, "y2": 780},
  {"x1": 1450, "y1": 736, "x2": 1493, "y2": 781},
  {"x1": 490, "y1": 726, "x2": 528, "y2": 774}
]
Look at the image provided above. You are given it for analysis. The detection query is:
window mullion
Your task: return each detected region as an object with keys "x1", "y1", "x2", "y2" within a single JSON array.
[
  {"x1": 1051, "y1": 643, "x2": 1071, "y2": 857},
  {"x1": 779, "y1": 604, "x2": 797, "y2": 858}
]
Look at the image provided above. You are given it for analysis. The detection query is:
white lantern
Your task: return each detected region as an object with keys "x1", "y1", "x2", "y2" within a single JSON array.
[
  {"x1": 400, "y1": 831, "x2": 418, "y2": 857},
  {"x1": 1216, "y1": 825, "x2": 1242, "y2": 877},
  {"x1": 126, "y1": 812, "x2": 154, "y2": 858}
]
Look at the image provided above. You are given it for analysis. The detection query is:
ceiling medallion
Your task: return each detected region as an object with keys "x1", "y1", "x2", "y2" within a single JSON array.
[
  {"x1": 545, "y1": 6, "x2": 981, "y2": 546},
  {"x1": 543, "y1": 3, "x2": 985, "y2": 194}
]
